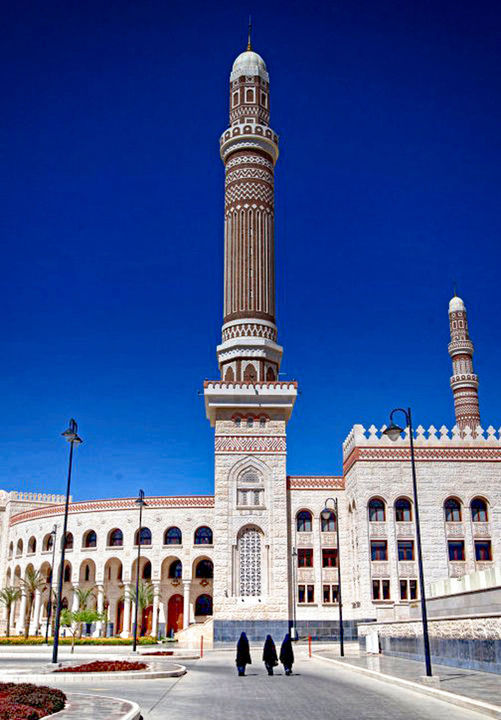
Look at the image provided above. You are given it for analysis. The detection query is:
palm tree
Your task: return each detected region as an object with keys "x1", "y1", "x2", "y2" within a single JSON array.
[
  {"x1": 72, "y1": 586, "x2": 96, "y2": 638},
  {"x1": 74, "y1": 585, "x2": 95, "y2": 611},
  {"x1": 20, "y1": 568, "x2": 46, "y2": 638},
  {"x1": 0, "y1": 586, "x2": 22, "y2": 637},
  {"x1": 124, "y1": 580, "x2": 154, "y2": 639}
]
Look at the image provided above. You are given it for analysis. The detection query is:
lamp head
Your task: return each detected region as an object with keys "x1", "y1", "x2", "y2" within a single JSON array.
[
  {"x1": 383, "y1": 422, "x2": 404, "y2": 442},
  {"x1": 321, "y1": 507, "x2": 333, "y2": 521},
  {"x1": 135, "y1": 489, "x2": 147, "y2": 507},
  {"x1": 62, "y1": 418, "x2": 82, "y2": 444}
]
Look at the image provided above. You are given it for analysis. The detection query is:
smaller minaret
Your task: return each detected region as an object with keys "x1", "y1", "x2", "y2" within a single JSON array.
[{"x1": 448, "y1": 295, "x2": 480, "y2": 433}]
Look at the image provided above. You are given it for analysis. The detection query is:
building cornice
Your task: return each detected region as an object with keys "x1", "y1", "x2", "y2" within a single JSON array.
[{"x1": 9, "y1": 495, "x2": 215, "y2": 526}]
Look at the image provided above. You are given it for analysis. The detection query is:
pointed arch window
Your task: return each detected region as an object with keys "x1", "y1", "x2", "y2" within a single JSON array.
[{"x1": 237, "y1": 469, "x2": 264, "y2": 507}]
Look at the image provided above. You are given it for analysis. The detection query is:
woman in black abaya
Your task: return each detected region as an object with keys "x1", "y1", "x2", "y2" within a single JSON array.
[
  {"x1": 262, "y1": 634, "x2": 278, "y2": 675},
  {"x1": 279, "y1": 633, "x2": 294, "y2": 676},
  {"x1": 235, "y1": 632, "x2": 252, "y2": 676}
]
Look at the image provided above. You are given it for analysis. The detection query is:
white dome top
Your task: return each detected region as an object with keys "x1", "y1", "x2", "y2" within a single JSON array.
[
  {"x1": 230, "y1": 50, "x2": 269, "y2": 82},
  {"x1": 449, "y1": 296, "x2": 466, "y2": 313}
]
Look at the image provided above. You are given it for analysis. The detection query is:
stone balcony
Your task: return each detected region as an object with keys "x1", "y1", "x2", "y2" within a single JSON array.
[
  {"x1": 322, "y1": 567, "x2": 339, "y2": 583},
  {"x1": 371, "y1": 561, "x2": 390, "y2": 578},
  {"x1": 398, "y1": 561, "x2": 417, "y2": 578},
  {"x1": 296, "y1": 533, "x2": 313, "y2": 546},
  {"x1": 369, "y1": 522, "x2": 387, "y2": 538},
  {"x1": 449, "y1": 561, "x2": 468, "y2": 578},
  {"x1": 472, "y1": 522, "x2": 491, "y2": 538},
  {"x1": 320, "y1": 532, "x2": 337, "y2": 547},
  {"x1": 396, "y1": 522, "x2": 414, "y2": 538},
  {"x1": 297, "y1": 568, "x2": 315, "y2": 583},
  {"x1": 445, "y1": 522, "x2": 465, "y2": 537}
]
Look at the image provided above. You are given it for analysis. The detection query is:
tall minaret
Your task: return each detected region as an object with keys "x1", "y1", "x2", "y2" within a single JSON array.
[
  {"x1": 204, "y1": 39, "x2": 297, "y2": 644},
  {"x1": 216, "y1": 37, "x2": 282, "y2": 383},
  {"x1": 448, "y1": 295, "x2": 481, "y2": 433}
]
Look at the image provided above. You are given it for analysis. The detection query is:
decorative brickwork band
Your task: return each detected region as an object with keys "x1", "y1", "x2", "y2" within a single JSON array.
[
  {"x1": 448, "y1": 296, "x2": 480, "y2": 434},
  {"x1": 215, "y1": 435, "x2": 286, "y2": 453},
  {"x1": 10, "y1": 495, "x2": 215, "y2": 526},
  {"x1": 287, "y1": 476, "x2": 345, "y2": 490},
  {"x1": 343, "y1": 446, "x2": 501, "y2": 475}
]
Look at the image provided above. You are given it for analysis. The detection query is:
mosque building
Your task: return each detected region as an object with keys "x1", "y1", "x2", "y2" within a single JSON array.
[{"x1": 1, "y1": 40, "x2": 499, "y2": 645}]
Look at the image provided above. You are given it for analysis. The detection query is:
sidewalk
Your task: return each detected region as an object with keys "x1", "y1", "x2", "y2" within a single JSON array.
[{"x1": 313, "y1": 647, "x2": 501, "y2": 715}]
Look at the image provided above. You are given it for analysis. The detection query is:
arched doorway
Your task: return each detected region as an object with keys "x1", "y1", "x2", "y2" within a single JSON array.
[{"x1": 167, "y1": 594, "x2": 183, "y2": 635}]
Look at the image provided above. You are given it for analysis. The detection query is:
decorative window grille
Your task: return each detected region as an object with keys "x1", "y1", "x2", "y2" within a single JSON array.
[
  {"x1": 237, "y1": 470, "x2": 264, "y2": 508},
  {"x1": 239, "y1": 527, "x2": 262, "y2": 596}
]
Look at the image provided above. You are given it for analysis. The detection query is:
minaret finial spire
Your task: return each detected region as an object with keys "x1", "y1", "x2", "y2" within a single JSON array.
[{"x1": 247, "y1": 15, "x2": 252, "y2": 50}]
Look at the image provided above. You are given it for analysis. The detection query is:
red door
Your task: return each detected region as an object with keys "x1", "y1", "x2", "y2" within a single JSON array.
[
  {"x1": 116, "y1": 601, "x2": 124, "y2": 634},
  {"x1": 168, "y1": 594, "x2": 184, "y2": 634},
  {"x1": 141, "y1": 605, "x2": 153, "y2": 636}
]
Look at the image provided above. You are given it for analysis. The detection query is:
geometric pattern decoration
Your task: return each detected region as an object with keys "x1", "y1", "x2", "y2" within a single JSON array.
[
  {"x1": 10, "y1": 495, "x2": 216, "y2": 526},
  {"x1": 215, "y1": 435, "x2": 286, "y2": 453},
  {"x1": 239, "y1": 527, "x2": 262, "y2": 596},
  {"x1": 343, "y1": 445, "x2": 501, "y2": 474},
  {"x1": 287, "y1": 476, "x2": 344, "y2": 490}
]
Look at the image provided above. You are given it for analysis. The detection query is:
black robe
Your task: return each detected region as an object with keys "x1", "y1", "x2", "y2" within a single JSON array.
[
  {"x1": 236, "y1": 632, "x2": 252, "y2": 666},
  {"x1": 279, "y1": 633, "x2": 294, "y2": 668},
  {"x1": 262, "y1": 635, "x2": 278, "y2": 666}
]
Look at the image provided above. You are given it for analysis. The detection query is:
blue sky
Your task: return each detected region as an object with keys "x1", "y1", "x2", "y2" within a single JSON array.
[{"x1": 2, "y1": 0, "x2": 500, "y2": 500}]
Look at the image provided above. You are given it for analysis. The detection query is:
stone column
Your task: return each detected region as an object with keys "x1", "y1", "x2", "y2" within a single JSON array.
[
  {"x1": 71, "y1": 587, "x2": 79, "y2": 613},
  {"x1": 152, "y1": 584, "x2": 160, "y2": 639},
  {"x1": 32, "y1": 589, "x2": 42, "y2": 635},
  {"x1": 16, "y1": 592, "x2": 27, "y2": 635},
  {"x1": 94, "y1": 585, "x2": 104, "y2": 637},
  {"x1": 182, "y1": 580, "x2": 191, "y2": 629},
  {"x1": 121, "y1": 596, "x2": 131, "y2": 638}
]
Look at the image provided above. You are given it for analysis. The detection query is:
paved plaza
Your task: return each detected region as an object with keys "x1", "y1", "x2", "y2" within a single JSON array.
[{"x1": 0, "y1": 647, "x2": 494, "y2": 719}]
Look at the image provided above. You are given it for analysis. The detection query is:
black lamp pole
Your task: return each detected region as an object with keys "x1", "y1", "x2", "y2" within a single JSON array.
[
  {"x1": 52, "y1": 419, "x2": 82, "y2": 664},
  {"x1": 321, "y1": 498, "x2": 344, "y2": 657},
  {"x1": 384, "y1": 407, "x2": 432, "y2": 677},
  {"x1": 44, "y1": 524, "x2": 57, "y2": 644},
  {"x1": 291, "y1": 547, "x2": 297, "y2": 641},
  {"x1": 132, "y1": 490, "x2": 146, "y2": 652}
]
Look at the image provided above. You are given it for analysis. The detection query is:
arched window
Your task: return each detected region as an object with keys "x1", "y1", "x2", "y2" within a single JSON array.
[
  {"x1": 83, "y1": 530, "x2": 97, "y2": 548},
  {"x1": 243, "y1": 364, "x2": 257, "y2": 382},
  {"x1": 84, "y1": 564, "x2": 90, "y2": 582},
  {"x1": 266, "y1": 367, "x2": 276, "y2": 381},
  {"x1": 8, "y1": 542, "x2": 13, "y2": 559},
  {"x1": 61, "y1": 597, "x2": 69, "y2": 610},
  {"x1": 321, "y1": 511, "x2": 336, "y2": 532},
  {"x1": 235, "y1": 417, "x2": 241, "y2": 427},
  {"x1": 247, "y1": 417, "x2": 254, "y2": 427},
  {"x1": 16, "y1": 539, "x2": 23, "y2": 557},
  {"x1": 168, "y1": 560, "x2": 182, "y2": 579},
  {"x1": 444, "y1": 498, "x2": 462, "y2": 522},
  {"x1": 64, "y1": 564, "x2": 71, "y2": 583},
  {"x1": 28, "y1": 537, "x2": 36, "y2": 554},
  {"x1": 194, "y1": 526, "x2": 213, "y2": 545},
  {"x1": 394, "y1": 498, "x2": 412, "y2": 522},
  {"x1": 195, "y1": 594, "x2": 213, "y2": 616},
  {"x1": 164, "y1": 527, "x2": 182, "y2": 545},
  {"x1": 108, "y1": 529, "x2": 123, "y2": 547},
  {"x1": 471, "y1": 497, "x2": 488, "y2": 522},
  {"x1": 237, "y1": 470, "x2": 264, "y2": 507},
  {"x1": 195, "y1": 559, "x2": 214, "y2": 579},
  {"x1": 142, "y1": 560, "x2": 152, "y2": 580},
  {"x1": 368, "y1": 498, "x2": 386, "y2": 522},
  {"x1": 65, "y1": 532, "x2": 74, "y2": 550},
  {"x1": 296, "y1": 511, "x2": 312, "y2": 532},
  {"x1": 224, "y1": 366, "x2": 234, "y2": 382},
  {"x1": 135, "y1": 527, "x2": 152, "y2": 545}
]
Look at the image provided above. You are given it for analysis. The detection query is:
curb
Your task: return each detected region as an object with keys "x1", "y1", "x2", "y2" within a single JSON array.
[
  {"x1": 2, "y1": 663, "x2": 187, "y2": 684},
  {"x1": 311, "y1": 652, "x2": 501, "y2": 719},
  {"x1": 49, "y1": 692, "x2": 141, "y2": 720}
]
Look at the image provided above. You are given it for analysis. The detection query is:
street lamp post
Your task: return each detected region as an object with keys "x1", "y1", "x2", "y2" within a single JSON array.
[
  {"x1": 132, "y1": 489, "x2": 147, "y2": 652},
  {"x1": 383, "y1": 407, "x2": 432, "y2": 677},
  {"x1": 291, "y1": 547, "x2": 297, "y2": 641},
  {"x1": 52, "y1": 419, "x2": 83, "y2": 664},
  {"x1": 44, "y1": 524, "x2": 57, "y2": 644},
  {"x1": 321, "y1": 498, "x2": 344, "y2": 657}
]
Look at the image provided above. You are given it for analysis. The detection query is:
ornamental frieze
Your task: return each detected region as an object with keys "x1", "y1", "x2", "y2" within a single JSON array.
[{"x1": 214, "y1": 435, "x2": 286, "y2": 453}]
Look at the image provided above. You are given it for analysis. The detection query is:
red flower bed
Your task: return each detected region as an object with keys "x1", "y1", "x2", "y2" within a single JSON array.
[
  {"x1": 55, "y1": 660, "x2": 147, "y2": 673},
  {"x1": 142, "y1": 651, "x2": 173, "y2": 656},
  {"x1": 0, "y1": 683, "x2": 66, "y2": 720}
]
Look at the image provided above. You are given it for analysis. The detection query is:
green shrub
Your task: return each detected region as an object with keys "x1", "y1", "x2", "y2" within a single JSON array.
[{"x1": 0, "y1": 635, "x2": 157, "y2": 646}]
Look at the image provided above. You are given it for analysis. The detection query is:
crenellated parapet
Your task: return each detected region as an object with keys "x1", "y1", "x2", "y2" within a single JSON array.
[{"x1": 343, "y1": 423, "x2": 501, "y2": 474}]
